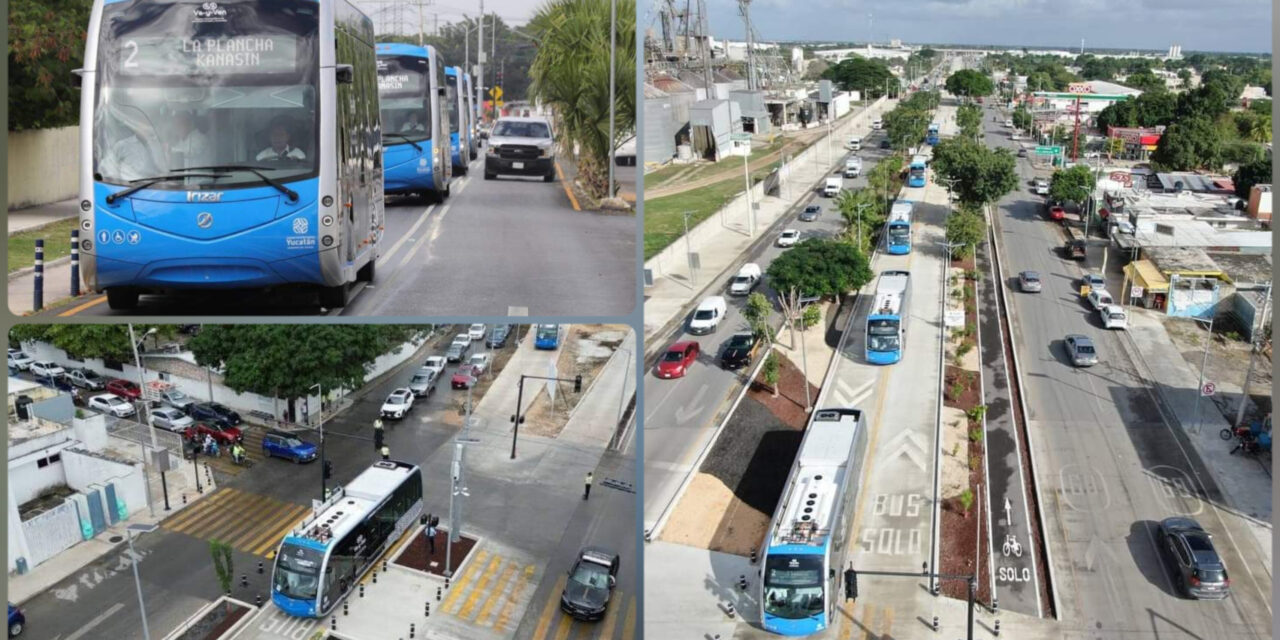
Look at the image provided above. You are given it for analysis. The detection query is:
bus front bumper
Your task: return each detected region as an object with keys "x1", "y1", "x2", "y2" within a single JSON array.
[{"x1": 866, "y1": 350, "x2": 902, "y2": 365}]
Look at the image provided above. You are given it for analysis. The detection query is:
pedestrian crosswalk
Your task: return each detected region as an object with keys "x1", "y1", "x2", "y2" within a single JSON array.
[
  {"x1": 188, "y1": 428, "x2": 269, "y2": 477},
  {"x1": 835, "y1": 602, "x2": 896, "y2": 640},
  {"x1": 437, "y1": 549, "x2": 541, "y2": 633},
  {"x1": 528, "y1": 575, "x2": 638, "y2": 640},
  {"x1": 160, "y1": 487, "x2": 310, "y2": 558}
]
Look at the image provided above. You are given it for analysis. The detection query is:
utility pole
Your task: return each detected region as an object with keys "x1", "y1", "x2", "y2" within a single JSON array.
[
  {"x1": 1235, "y1": 281, "x2": 1272, "y2": 427},
  {"x1": 607, "y1": 0, "x2": 617, "y2": 199},
  {"x1": 128, "y1": 324, "x2": 163, "y2": 515},
  {"x1": 477, "y1": 0, "x2": 485, "y2": 121}
]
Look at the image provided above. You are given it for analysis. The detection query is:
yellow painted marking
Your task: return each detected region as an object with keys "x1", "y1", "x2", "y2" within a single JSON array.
[
  {"x1": 530, "y1": 574, "x2": 567, "y2": 640},
  {"x1": 224, "y1": 497, "x2": 308, "y2": 550},
  {"x1": 58, "y1": 296, "x2": 107, "y2": 316},
  {"x1": 458, "y1": 555, "x2": 503, "y2": 619},
  {"x1": 494, "y1": 564, "x2": 536, "y2": 631},
  {"x1": 166, "y1": 489, "x2": 240, "y2": 533},
  {"x1": 620, "y1": 596, "x2": 636, "y2": 640},
  {"x1": 475, "y1": 562, "x2": 518, "y2": 626},
  {"x1": 246, "y1": 504, "x2": 311, "y2": 556},
  {"x1": 441, "y1": 550, "x2": 490, "y2": 613},
  {"x1": 597, "y1": 589, "x2": 622, "y2": 639},
  {"x1": 862, "y1": 604, "x2": 876, "y2": 640},
  {"x1": 555, "y1": 161, "x2": 581, "y2": 211},
  {"x1": 880, "y1": 605, "x2": 894, "y2": 637},
  {"x1": 200, "y1": 492, "x2": 276, "y2": 544},
  {"x1": 161, "y1": 488, "x2": 234, "y2": 530},
  {"x1": 835, "y1": 602, "x2": 855, "y2": 640},
  {"x1": 552, "y1": 612, "x2": 574, "y2": 640}
]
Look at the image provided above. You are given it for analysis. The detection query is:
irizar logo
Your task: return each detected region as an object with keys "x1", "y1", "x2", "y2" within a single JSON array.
[
  {"x1": 187, "y1": 191, "x2": 223, "y2": 203},
  {"x1": 196, "y1": 212, "x2": 214, "y2": 229}
]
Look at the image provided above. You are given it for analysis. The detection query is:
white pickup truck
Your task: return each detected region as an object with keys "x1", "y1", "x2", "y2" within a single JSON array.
[
  {"x1": 844, "y1": 157, "x2": 862, "y2": 178},
  {"x1": 823, "y1": 176, "x2": 842, "y2": 197}
]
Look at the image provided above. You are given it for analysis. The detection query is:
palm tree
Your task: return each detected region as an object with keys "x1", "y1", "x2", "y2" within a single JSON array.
[{"x1": 527, "y1": 0, "x2": 636, "y2": 200}]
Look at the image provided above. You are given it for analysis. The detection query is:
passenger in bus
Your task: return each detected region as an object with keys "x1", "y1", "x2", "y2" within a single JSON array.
[
  {"x1": 99, "y1": 121, "x2": 160, "y2": 182},
  {"x1": 168, "y1": 111, "x2": 211, "y2": 169},
  {"x1": 256, "y1": 122, "x2": 307, "y2": 162},
  {"x1": 401, "y1": 112, "x2": 426, "y2": 133}
]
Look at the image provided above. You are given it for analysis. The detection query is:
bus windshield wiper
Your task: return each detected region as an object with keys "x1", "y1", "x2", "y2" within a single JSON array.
[
  {"x1": 179, "y1": 165, "x2": 299, "y2": 202},
  {"x1": 106, "y1": 173, "x2": 222, "y2": 204},
  {"x1": 383, "y1": 133, "x2": 422, "y2": 152}
]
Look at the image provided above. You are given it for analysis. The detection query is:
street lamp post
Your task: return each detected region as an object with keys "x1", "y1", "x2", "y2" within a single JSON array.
[
  {"x1": 682, "y1": 210, "x2": 697, "y2": 287},
  {"x1": 309, "y1": 383, "x2": 326, "y2": 500},
  {"x1": 1191, "y1": 311, "x2": 1216, "y2": 435},
  {"x1": 128, "y1": 325, "x2": 165, "y2": 514},
  {"x1": 126, "y1": 523, "x2": 159, "y2": 640},
  {"x1": 607, "y1": 0, "x2": 617, "y2": 199},
  {"x1": 854, "y1": 202, "x2": 871, "y2": 252}
]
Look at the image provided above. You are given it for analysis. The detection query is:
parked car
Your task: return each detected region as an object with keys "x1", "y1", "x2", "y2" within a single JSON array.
[
  {"x1": 720, "y1": 333, "x2": 761, "y2": 369},
  {"x1": 1004, "y1": 119, "x2": 1014, "y2": 128},
  {"x1": 467, "y1": 353, "x2": 493, "y2": 375},
  {"x1": 484, "y1": 115, "x2": 556, "y2": 182},
  {"x1": 183, "y1": 422, "x2": 244, "y2": 445},
  {"x1": 1064, "y1": 334, "x2": 1098, "y2": 367},
  {"x1": 656, "y1": 341, "x2": 699, "y2": 379},
  {"x1": 446, "y1": 341, "x2": 471, "y2": 363},
  {"x1": 1157, "y1": 517, "x2": 1230, "y2": 600},
  {"x1": 1018, "y1": 271, "x2": 1042, "y2": 293},
  {"x1": 29, "y1": 361, "x2": 65, "y2": 378},
  {"x1": 485, "y1": 325, "x2": 512, "y2": 348},
  {"x1": 106, "y1": 378, "x2": 142, "y2": 400},
  {"x1": 560, "y1": 547, "x2": 619, "y2": 621},
  {"x1": 189, "y1": 402, "x2": 242, "y2": 428},
  {"x1": 879, "y1": 139, "x2": 891, "y2": 149},
  {"x1": 689, "y1": 296, "x2": 727, "y2": 335},
  {"x1": 423, "y1": 356, "x2": 447, "y2": 378},
  {"x1": 66, "y1": 369, "x2": 107, "y2": 391},
  {"x1": 799, "y1": 204, "x2": 822, "y2": 222},
  {"x1": 467, "y1": 323, "x2": 487, "y2": 341},
  {"x1": 8, "y1": 602, "x2": 25, "y2": 637},
  {"x1": 534, "y1": 324, "x2": 562, "y2": 350},
  {"x1": 1081, "y1": 273, "x2": 1106, "y2": 290},
  {"x1": 452, "y1": 364, "x2": 481, "y2": 390},
  {"x1": 380, "y1": 388, "x2": 415, "y2": 419},
  {"x1": 776, "y1": 229, "x2": 800, "y2": 247},
  {"x1": 7, "y1": 349, "x2": 33, "y2": 371},
  {"x1": 88, "y1": 393, "x2": 136, "y2": 418},
  {"x1": 1062, "y1": 239, "x2": 1087, "y2": 260},
  {"x1": 1111, "y1": 220, "x2": 1135, "y2": 235},
  {"x1": 1100, "y1": 304, "x2": 1128, "y2": 330},
  {"x1": 452, "y1": 333, "x2": 473, "y2": 349},
  {"x1": 1017, "y1": 148, "x2": 1028, "y2": 158},
  {"x1": 728, "y1": 264, "x2": 762, "y2": 296},
  {"x1": 408, "y1": 368, "x2": 439, "y2": 397},
  {"x1": 1047, "y1": 205, "x2": 1065, "y2": 221},
  {"x1": 1087, "y1": 289, "x2": 1114, "y2": 310},
  {"x1": 162, "y1": 389, "x2": 197, "y2": 413},
  {"x1": 150, "y1": 406, "x2": 194, "y2": 433},
  {"x1": 262, "y1": 431, "x2": 318, "y2": 463}
]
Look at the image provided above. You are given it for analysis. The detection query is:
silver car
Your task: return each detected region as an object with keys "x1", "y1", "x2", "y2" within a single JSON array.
[
  {"x1": 1064, "y1": 334, "x2": 1098, "y2": 367},
  {"x1": 1018, "y1": 270, "x2": 1042, "y2": 293},
  {"x1": 408, "y1": 368, "x2": 438, "y2": 397},
  {"x1": 150, "y1": 407, "x2": 194, "y2": 432}
]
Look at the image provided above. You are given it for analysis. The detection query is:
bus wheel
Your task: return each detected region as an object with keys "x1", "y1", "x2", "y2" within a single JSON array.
[
  {"x1": 106, "y1": 287, "x2": 139, "y2": 310},
  {"x1": 456, "y1": 164, "x2": 468, "y2": 176},
  {"x1": 543, "y1": 170, "x2": 555, "y2": 183},
  {"x1": 357, "y1": 258, "x2": 375, "y2": 283},
  {"x1": 319, "y1": 284, "x2": 348, "y2": 308},
  {"x1": 443, "y1": 182, "x2": 452, "y2": 198}
]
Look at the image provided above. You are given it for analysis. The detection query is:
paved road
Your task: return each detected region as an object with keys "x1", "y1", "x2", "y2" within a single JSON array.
[
  {"x1": 642, "y1": 129, "x2": 897, "y2": 532},
  {"x1": 36, "y1": 153, "x2": 636, "y2": 317},
  {"x1": 16, "y1": 326, "x2": 636, "y2": 640},
  {"x1": 984, "y1": 104, "x2": 1273, "y2": 638}
]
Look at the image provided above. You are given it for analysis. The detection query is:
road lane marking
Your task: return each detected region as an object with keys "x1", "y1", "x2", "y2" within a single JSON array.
[
  {"x1": 597, "y1": 589, "x2": 622, "y2": 638},
  {"x1": 552, "y1": 611, "x2": 574, "y2": 640},
  {"x1": 457, "y1": 554, "x2": 503, "y2": 619},
  {"x1": 58, "y1": 296, "x2": 107, "y2": 317},
  {"x1": 531, "y1": 574, "x2": 568, "y2": 640},
  {"x1": 555, "y1": 160, "x2": 581, "y2": 211},
  {"x1": 63, "y1": 602, "x2": 124, "y2": 640},
  {"x1": 248, "y1": 504, "x2": 311, "y2": 557},
  {"x1": 620, "y1": 596, "x2": 637, "y2": 640},
  {"x1": 378, "y1": 203, "x2": 437, "y2": 267},
  {"x1": 861, "y1": 604, "x2": 875, "y2": 640}
]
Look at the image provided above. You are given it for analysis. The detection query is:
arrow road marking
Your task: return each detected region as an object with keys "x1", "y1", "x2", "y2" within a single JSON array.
[
  {"x1": 673, "y1": 384, "x2": 708, "y2": 425},
  {"x1": 883, "y1": 431, "x2": 928, "y2": 471},
  {"x1": 1004, "y1": 497, "x2": 1014, "y2": 529}
]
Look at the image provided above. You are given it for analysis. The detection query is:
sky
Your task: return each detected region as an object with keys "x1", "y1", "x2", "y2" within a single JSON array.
[
  {"x1": 681, "y1": 0, "x2": 1272, "y2": 54},
  {"x1": 355, "y1": 0, "x2": 542, "y2": 34}
]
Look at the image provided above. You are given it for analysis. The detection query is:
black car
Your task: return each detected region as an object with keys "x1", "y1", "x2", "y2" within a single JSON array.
[
  {"x1": 799, "y1": 205, "x2": 821, "y2": 222},
  {"x1": 560, "y1": 547, "x2": 619, "y2": 621},
  {"x1": 486, "y1": 324, "x2": 513, "y2": 348},
  {"x1": 1158, "y1": 517, "x2": 1230, "y2": 600},
  {"x1": 879, "y1": 139, "x2": 891, "y2": 149},
  {"x1": 720, "y1": 333, "x2": 760, "y2": 369},
  {"x1": 189, "y1": 402, "x2": 242, "y2": 428}
]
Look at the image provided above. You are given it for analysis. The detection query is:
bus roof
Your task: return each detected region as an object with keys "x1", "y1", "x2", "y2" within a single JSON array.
[
  {"x1": 283, "y1": 460, "x2": 419, "y2": 551},
  {"x1": 871, "y1": 271, "x2": 910, "y2": 316},
  {"x1": 376, "y1": 42, "x2": 433, "y2": 59},
  {"x1": 444, "y1": 66, "x2": 460, "y2": 77},
  {"x1": 768, "y1": 408, "x2": 862, "y2": 549},
  {"x1": 910, "y1": 155, "x2": 928, "y2": 166},
  {"x1": 889, "y1": 201, "x2": 914, "y2": 220}
]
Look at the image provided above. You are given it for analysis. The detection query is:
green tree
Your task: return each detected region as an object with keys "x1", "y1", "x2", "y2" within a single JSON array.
[
  {"x1": 416, "y1": 16, "x2": 538, "y2": 103},
  {"x1": 1234, "y1": 110, "x2": 1272, "y2": 143},
  {"x1": 955, "y1": 103, "x2": 982, "y2": 140},
  {"x1": 766, "y1": 239, "x2": 872, "y2": 300},
  {"x1": 527, "y1": 0, "x2": 636, "y2": 200},
  {"x1": 1177, "y1": 69, "x2": 1193, "y2": 89},
  {"x1": 945, "y1": 207, "x2": 985, "y2": 259},
  {"x1": 821, "y1": 56, "x2": 895, "y2": 97},
  {"x1": 1221, "y1": 141, "x2": 1265, "y2": 167},
  {"x1": 944, "y1": 69, "x2": 994, "y2": 99},
  {"x1": 210, "y1": 539, "x2": 234, "y2": 596},
  {"x1": 1123, "y1": 70, "x2": 1164, "y2": 93},
  {"x1": 8, "y1": 325, "x2": 177, "y2": 362},
  {"x1": 1049, "y1": 165, "x2": 1097, "y2": 211},
  {"x1": 761, "y1": 351, "x2": 780, "y2": 398},
  {"x1": 834, "y1": 189, "x2": 881, "y2": 250},
  {"x1": 1011, "y1": 107, "x2": 1033, "y2": 132},
  {"x1": 8, "y1": 0, "x2": 93, "y2": 131},
  {"x1": 1233, "y1": 157, "x2": 1272, "y2": 200},
  {"x1": 1151, "y1": 116, "x2": 1222, "y2": 171},
  {"x1": 742, "y1": 292, "x2": 775, "y2": 340},
  {"x1": 930, "y1": 138, "x2": 1018, "y2": 207},
  {"x1": 1176, "y1": 82, "x2": 1232, "y2": 121},
  {"x1": 885, "y1": 107, "x2": 929, "y2": 153}
]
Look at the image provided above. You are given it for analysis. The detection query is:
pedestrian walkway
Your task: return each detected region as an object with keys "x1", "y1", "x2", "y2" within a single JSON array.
[
  {"x1": 9, "y1": 257, "x2": 81, "y2": 316},
  {"x1": 159, "y1": 487, "x2": 311, "y2": 559},
  {"x1": 558, "y1": 329, "x2": 636, "y2": 448},
  {"x1": 7, "y1": 198, "x2": 78, "y2": 235},
  {"x1": 642, "y1": 98, "x2": 895, "y2": 343}
]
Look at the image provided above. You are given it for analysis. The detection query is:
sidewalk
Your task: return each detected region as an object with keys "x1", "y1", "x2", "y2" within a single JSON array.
[
  {"x1": 642, "y1": 99, "x2": 895, "y2": 343},
  {"x1": 8, "y1": 459, "x2": 214, "y2": 605},
  {"x1": 9, "y1": 255, "x2": 82, "y2": 316},
  {"x1": 559, "y1": 328, "x2": 636, "y2": 448},
  {"x1": 8, "y1": 198, "x2": 78, "y2": 235}
]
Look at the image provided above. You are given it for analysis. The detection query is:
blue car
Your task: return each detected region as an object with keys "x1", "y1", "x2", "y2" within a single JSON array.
[
  {"x1": 261, "y1": 432, "x2": 318, "y2": 463},
  {"x1": 8, "y1": 602, "x2": 24, "y2": 637}
]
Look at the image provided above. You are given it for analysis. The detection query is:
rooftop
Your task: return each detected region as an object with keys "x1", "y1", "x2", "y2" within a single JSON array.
[
  {"x1": 1133, "y1": 218, "x2": 1270, "y2": 250},
  {"x1": 1144, "y1": 246, "x2": 1223, "y2": 276},
  {"x1": 1206, "y1": 252, "x2": 1272, "y2": 286}
]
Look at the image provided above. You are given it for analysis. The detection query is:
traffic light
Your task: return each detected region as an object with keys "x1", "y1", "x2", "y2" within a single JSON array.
[
  {"x1": 323, "y1": 460, "x2": 333, "y2": 480},
  {"x1": 844, "y1": 567, "x2": 858, "y2": 601},
  {"x1": 497, "y1": 70, "x2": 503, "y2": 87},
  {"x1": 374, "y1": 428, "x2": 384, "y2": 449},
  {"x1": 574, "y1": 374, "x2": 582, "y2": 393}
]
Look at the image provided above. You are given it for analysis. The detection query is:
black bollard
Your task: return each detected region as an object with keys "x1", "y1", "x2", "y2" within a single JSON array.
[
  {"x1": 726, "y1": 602, "x2": 735, "y2": 619},
  {"x1": 436, "y1": 586, "x2": 441, "y2": 601},
  {"x1": 70, "y1": 230, "x2": 80, "y2": 297},
  {"x1": 33, "y1": 239, "x2": 44, "y2": 311},
  {"x1": 991, "y1": 597, "x2": 999, "y2": 613},
  {"x1": 994, "y1": 619, "x2": 1001, "y2": 637},
  {"x1": 258, "y1": 561, "x2": 264, "y2": 574},
  {"x1": 331, "y1": 616, "x2": 336, "y2": 630},
  {"x1": 360, "y1": 584, "x2": 365, "y2": 598},
  {"x1": 750, "y1": 549, "x2": 757, "y2": 564},
  {"x1": 409, "y1": 623, "x2": 415, "y2": 639},
  {"x1": 241, "y1": 574, "x2": 248, "y2": 588},
  {"x1": 932, "y1": 615, "x2": 939, "y2": 632},
  {"x1": 344, "y1": 601, "x2": 349, "y2": 616},
  {"x1": 738, "y1": 575, "x2": 747, "y2": 591},
  {"x1": 255, "y1": 594, "x2": 261, "y2": 607},
  {"x1": 372, "y1": 572, "x2": 377, "y2": 584}
]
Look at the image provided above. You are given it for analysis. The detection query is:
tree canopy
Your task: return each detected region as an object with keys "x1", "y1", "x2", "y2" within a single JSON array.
[
  {"x1": 766, "y1": 239, "x2": 872, "y2": 299},
  {"x1": 9, "y1": 325, "x2": 178, "y2": 362},
  {"x1": 1151, "y1": 116, "x2": 1222, "y2": 171},
  {"x1": 1048, "y1": 165, "x2": 1097, "y2": 207},
  {"x1": 929, "y1": 138, "x2": 1019, "y2": 207},
  {"x1": 944, "y1": 206, "x2": 985, "y2": 259},
  {"x1": 1094, "y1": 92, "x2": 1177, "y2": 131},
  {"x1": 1233, "y1": 157, "x2": 1272, "y2": 200},
  {"x1": 821, "y1": 56, "x2": 896, "y2": 97},
  {"x1": 9, "y1": 0, "x2": 92, "y2": 131},
  {"x1": 945, "y1": 69, "x2": 994, "y2": 99}
]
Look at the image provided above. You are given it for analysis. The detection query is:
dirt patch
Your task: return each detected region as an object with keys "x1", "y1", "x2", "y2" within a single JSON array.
[
  {"x1": 394, "y1": 529, "x2": 479, "y2": 578},
  {"x1": 169, "y1": 599, "x2": 250, "y2": 640},
  {"x1": 440, "y1": 328, "x2": 523, "y2": 428},
  {"x1": 521, "y1": 324, "x2": 627, "y2": 438},
  {"x1": 1164, "y1": 317, "x2": 1273, "y2": 421},
  {"x1": 749, "y1": 352, "x2": 821, "y2": 429},
  {"x1": 939, "y1": 406, "x2": 971, "y2": 501}
]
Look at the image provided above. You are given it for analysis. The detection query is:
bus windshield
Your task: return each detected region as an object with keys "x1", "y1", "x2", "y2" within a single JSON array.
[
  {"x1": 93, "y1": 0, "x2": 320, "y2": 188},
  {"x1": 443, "y1": 73, "x2": 461, "y2": 135},
  {"x1": 273, "y1": 543, "x2": 323, "y2": 601},
  {"x1": 763, "y1": 554, "x2": 824, "y2": 619},
  {"x1": 537, "y1": 326, "x2": 557, "y2": 340},
  {"x1": 867, "y1": 319, "x2": 899, "y2": 352},
  {"x1": 378, "y1": 55, "x2": 432, "y2": 143},
  {"x1": 887, "y1": 225, "x2": 910, "y2": 240}
]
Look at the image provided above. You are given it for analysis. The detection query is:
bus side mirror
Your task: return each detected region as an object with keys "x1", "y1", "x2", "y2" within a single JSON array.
[
  {"x1": 71, "y1": 68, "x2": 84, "y2": 88},
  {"x1": 438, "y1": 87, "x2": 447, "y2": 97},
  {"x1": 335, "y1": 64, "x2": 354, "y2": 84}
]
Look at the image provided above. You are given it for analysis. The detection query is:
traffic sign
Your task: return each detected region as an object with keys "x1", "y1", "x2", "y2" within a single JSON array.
[
  {"x1": 488, "y1": 86, "x2": 503, "y2": 100},
  {"x1": 1035, "y1": 145, "x2": 1063, "y2": 155},
  {"x1": 731, "y1": 132, "x2": 752, "y2": 142},
  {"x1": 1201, "y1": 382, "x2": 1215, "y2": 396}
]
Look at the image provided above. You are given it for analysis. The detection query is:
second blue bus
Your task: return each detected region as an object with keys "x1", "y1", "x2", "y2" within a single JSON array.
[
  {"x1": 376, "y1": 43, "x2": 452, "y2": 203},
  {"x1": 926, "y1": 122, "x2": 940, "y2": 145},
  {"x1": 866, "y1": 270, "x2": 911, "y2": 365},
  {"x1": 443, "y1": 66, "x2": 472, "y2": 173},
  {"x1": 885, "y1": 201, "x2": 913, "y2": 255},
  {"x1": 907, "y1": 154, "x2": 928, "y2": 188},
  {"x1": 272, "y1": 460, "x2": 423, "y2": 617},
  {"x1": 760, "y1": 408, "x2": 867, "y2": 635}
]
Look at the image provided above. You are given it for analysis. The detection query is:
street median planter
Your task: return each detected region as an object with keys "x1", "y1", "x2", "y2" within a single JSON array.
[{"x1": 163, "y1": 595, "x2": 255, "y2": 640}]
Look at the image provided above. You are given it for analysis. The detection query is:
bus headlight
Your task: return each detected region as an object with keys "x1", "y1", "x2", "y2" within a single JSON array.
[
  {"x1": 321, "y1": 215, "x2": 334, "y2": 227},
  {"x1": 81, "y1": 219, "x2": 92, "y2": 231},
  {"x1": 82, "y1": 240, "x2": 93, "y2": 252},
  {"x1": 321, "y1": 235, "x2": 334, "y2": 247}
]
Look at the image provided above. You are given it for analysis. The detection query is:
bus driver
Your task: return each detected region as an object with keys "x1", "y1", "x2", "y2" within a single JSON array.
[{"x1": 256, "y1": 122, "x2": 307, "y2": 161}]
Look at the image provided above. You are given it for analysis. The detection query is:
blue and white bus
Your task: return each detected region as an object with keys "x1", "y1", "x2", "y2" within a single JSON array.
[
  {"x1": 534, "y1": 324, "x2": 561, "y2": 350},
  {"x1": 926, "y1": 122, "x2": 940, "y2": 145},
  {"x1": 80, "y1": 0, "x2": 384, "y2": 310},
  {"x1": 885, "y1": 200, "x2": 913, "y2": 255},
  {"x1": 907, "y1": 154, "x2": 928, "y2": 188},
  {"x1": 463, "y1": 72, "x2": 480, "y2": 156},
  {"x1": 866, "y1": 270, "x2": 910, "y2": 365},
  {"x1": 272, "y1": 460, "x2": 423, "y2": 617},
  {"x1": 443, "y1": 66, "x2": 471, "y2": 173},
  {"x1": 376, "y1": 43, "x2": 451, "y2": 203},
  {"x1": 761, "y1": 408, "x2": 867, "y2": 636}
]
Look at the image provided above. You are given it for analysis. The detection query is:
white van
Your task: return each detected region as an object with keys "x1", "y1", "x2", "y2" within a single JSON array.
[
  {"x1": 823, "y1": 176, "x2": 842, "y2": 197},
  {"x1": 728, "y1": 263, "x2": 762, "y2": 296},
  {"x1": 871, "y1": 119, "x2": 883, "y2": 130},
  {"x1": 689, "y1": 296, "x2": 727, "y2": 334},
  {"x1": 844, "y1": 157, "x2": 862, "y2": 178},
  {"x1": 848, "y1": 137, "x2": 862, "y2": 151}
]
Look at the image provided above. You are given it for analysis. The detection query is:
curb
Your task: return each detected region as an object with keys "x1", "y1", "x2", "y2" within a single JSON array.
[{"x1": 8, "y1": 254, "x2": 73, "y2": 281}]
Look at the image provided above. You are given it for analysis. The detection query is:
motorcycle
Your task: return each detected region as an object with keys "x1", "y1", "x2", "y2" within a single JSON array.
[{"x1": 1220, "y1": 424, "x2": 1255, "y2": 441}]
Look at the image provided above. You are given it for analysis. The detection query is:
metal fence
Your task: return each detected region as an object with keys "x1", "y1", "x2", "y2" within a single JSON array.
[{"x1": 20, "y1": 500, "x2": 83, "y2": 568}]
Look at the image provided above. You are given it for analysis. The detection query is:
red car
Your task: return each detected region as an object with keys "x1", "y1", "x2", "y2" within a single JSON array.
[
  {"x1": 183, "y1": 422, "x2": 244, "y2": 446},
  {"x1": 106, "y1": 378, "x2": 141, "y2": 400},
  {"x1": 1048, "y1": 205, "x2": 1065, "y2": 221},
  {"x1": 656, "y1": 341, "x2": 700, "y2": 379},
  {"x1": 451, "y1": 364, "x2": 480, "y2": 389}
]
